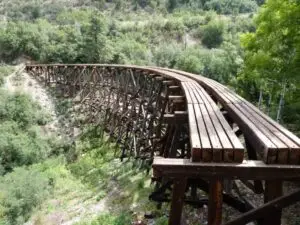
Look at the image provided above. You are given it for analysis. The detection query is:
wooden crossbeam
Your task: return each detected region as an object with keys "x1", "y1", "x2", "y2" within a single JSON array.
[
  {"x1": 152, "y1": 158, "x2": 300, "y2": 180},
  {"x1": 224, "y1": 189, "x2": 300, "y2": 225}
]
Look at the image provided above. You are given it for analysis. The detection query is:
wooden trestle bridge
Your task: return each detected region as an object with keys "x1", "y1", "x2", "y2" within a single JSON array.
[{"x1": 25, "y1": 64, "x2": 300, "y2": 225}]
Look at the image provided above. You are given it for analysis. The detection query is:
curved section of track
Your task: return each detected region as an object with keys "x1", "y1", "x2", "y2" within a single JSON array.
[{"x1": 26, "y1": 64, "x2": 201, "y2": 161}]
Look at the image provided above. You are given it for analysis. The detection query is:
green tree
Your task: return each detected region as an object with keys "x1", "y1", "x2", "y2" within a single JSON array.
[
  {"x1": 167, "y1": 0, "x2": 178, "y2": 12},
  {"x1": 79, "y1": 14, "x2": 114, "y2": 63},
  {"x1": 239, "y1": 0, "x2": 300, "y2": 129},
  {"x1": 200, "y1": 20, "x2": 224, "y2": 48}
]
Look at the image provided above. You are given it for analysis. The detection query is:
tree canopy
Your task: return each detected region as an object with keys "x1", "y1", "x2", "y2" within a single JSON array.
[{"x1": 239, "y1": 0, "x2": 300, "y2": 130}]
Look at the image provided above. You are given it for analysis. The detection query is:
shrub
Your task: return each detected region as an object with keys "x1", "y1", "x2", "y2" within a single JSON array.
[
  {"x1": 172, "y1": 46, "x2": 240, "y2": 83},
  {"x1": 0, "y1": 122, "x2": 51, "y2": 173},
  {"x1": 0, "y1": 168, "x2": 50, "y2": 225},
  {"x1": 0, "y1": 92, "x2": 53, "y2": 173},
  {"x1": 200, "y1": 49, "x2": 233, "y2": 83},
  {"x1": 204, "y1": 0, "x2": 258, "y2": 14},
  {"x1": 0, "y1": 66, "x2": 14, "y2": 87},
  {"x1": 0, "y1": 93, "x2": 47, "y2": 128},
  {"x1": 175, "y1": 52, "x2": 204, "y2": 74},
  {"x1": 200, "y1": 20, "x2": 224, "y2": 49},
  {"x1": 163, "y1": 19, "x2": 185, "y2": 38},
  {"x1": 114, "y1": 37, "x2": 149, "y2": 65},
  {"x1": 183, "y1": 15, "x2": 206, "y2": 30},
  {"x1": 152, "y1": 42, "x2": 182, "y2": 68},
  {"x1": 228, "y1": 16, "x2": 256, "y2": 33}
]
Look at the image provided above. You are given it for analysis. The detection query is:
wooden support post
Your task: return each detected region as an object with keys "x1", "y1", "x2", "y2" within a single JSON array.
[
  {"x1": 245, "y1": 139, "x2": 264, "y2": 194},
  {"x1": 261, "y1": 180, "x2": 283, "y2": 225},
  {"x1": 208, "y1": 179, "x2": 223, "y2": 225},
  {"x1": 169, "y1": 178, "x2": 187, "y2": 225}
]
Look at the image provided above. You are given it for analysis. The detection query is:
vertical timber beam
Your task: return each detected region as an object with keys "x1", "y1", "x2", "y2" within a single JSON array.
[
  {"x1": 169, "y1": 178, "x2": 187, "y2": 225},
  {"x1": 261, "y1": 180, "x2": 283, "y2": 225},
  {"x1": 208, "y1": 178, "x2": 223, "y2": 225},
  {"x1": 245, "y1": 139, "x2": 264, "y2": 194}
]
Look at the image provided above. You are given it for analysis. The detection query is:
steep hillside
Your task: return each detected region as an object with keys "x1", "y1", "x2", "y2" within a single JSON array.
[{"x1": 0, "y1": 0, "x2": 262, "y2": 21}]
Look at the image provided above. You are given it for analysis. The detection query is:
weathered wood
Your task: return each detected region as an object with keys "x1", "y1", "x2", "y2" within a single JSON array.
[
  {"x1": 152, "y1": 158, "x2": 300, "y2": 180},
  {"x1": 163, "y1": 113, "x2": 188, "y2": 124},
  {"x1": 245, "y1": 139, "x2": 264, "y2": 194},
  {"x1": 194, "y1": 104, "x2": 211, "y2": 161},
  {"x1": 208, "y1": 179, "x2": 223, "y2": 225},
  {"x1": 224, "y1": 188, "x2": 300, "y2": 225},
  {"x1": 169, "y1": 178, "x2": 187, "y2": 225},
  {"x1": 159, "y1": 67, "x2": 300, "y2": 165},
  {"x1": 261, "y1": 181, "x2": 282, "y2": 225},
  {"x1": 26, "y1": 64, "x2": 300, "y2": 225},
  {"x1": 193, "y1": 83, "x2": 244, "y2": 162},
  {"x1": 183, "y1": 81, "x2": 244, "y2": 163},
  {"x1": 188, "y1": 104, "x2": 202, "y2": 161},
  {"x1": 27, "y1": 64, "x2": 195, "y2": 160}
]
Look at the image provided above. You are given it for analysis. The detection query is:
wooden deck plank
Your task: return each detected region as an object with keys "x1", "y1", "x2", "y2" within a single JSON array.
[
  {"x1": 188, "y1": 104, "x2": 202, "y2": 161},
  {"x1": 234, "y1": 103, "x2": 288, "y2": 152},
  {"x1": 243, "y1": 99, "x2": 300, "y2": 146},
  {"x1": 226, "y1": 103, "x2": 278, "y2": 163},
  {"x1": 191, "y1": 83, "x2": 233, "y2": 162},
  {"x1": 167, "y1": 69, "x2": 279, "y2": 163},
  {"x1": 192, "y1": 83, "x2": 244, "y2": 162},
  {"x1": 238, "y1": 103, "x2": 291, "y2": 163},
  {"x1": 199, "y1": 103, "x2": 223, "y2": 162},
  {"x1": 181, "y1": 82, "x2": 193, "y2": 104},
  {"x1": 215, "y1": 83, "x2": 300, "y2": 164},
  {"x1": 204, "y1": 79, "x2": 299, "y2": 164},
  {"x1": 201, "y1": 78, "x2": 240, "y2": 104},
  {"x1": 186, "y1": 82, "x2": 202, "y2": 104},
  {"x1": 191, "y1": 82, "x2": 233, "y2": 149},
  {"x1": 241, "y1": 103, "x2": 298, "y2": 148},
  {"x1": 187, "y1": 82, "x2": 205, "y2": 104},
  {"x1": 194, "y1": 104, "x2": 212, "y2": 161},
  {"x1": 199, "y1": 76, "x2": 300, "y2": 148}
]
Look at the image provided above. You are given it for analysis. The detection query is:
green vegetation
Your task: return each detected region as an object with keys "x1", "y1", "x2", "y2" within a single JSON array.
[
  {"x1": 203, "y1": 0, "x2": 258, "y2": 14},
  {"x1": 200, "y1": 20, "x2": 224, "y2": 48},
  {"x1": 0, "y1": 67, "x2": 158, "y2": 224},
  {"x1": 0, "y1": 91, "x2": 53, "y2": 174},
  {"x1": 0, "y1": 7, "x2": 254, "y2": 84},
  {"x1": 0, "y1": 0, "x2": 300, "y2": 224},
  {"x1": 76, "y1": 213, "x2": 132, "y2": 225},
  {"x1": 238, "y1": 0, "x2": 300, "y2": 133},
  {"x1": 0, "y1": 65, "x2": 14, "y2": 86},
  {"x1": 0, "y1": 0, "x2": 261, "y2": 21},
  {"x1": 0, "y1": 167, "x2": 51, "y2": 225}
]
